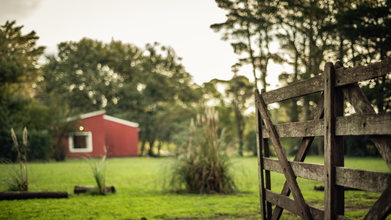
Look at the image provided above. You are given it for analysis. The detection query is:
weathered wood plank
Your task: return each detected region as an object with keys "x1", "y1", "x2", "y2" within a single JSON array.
[
  {"x1": 262, "y1": 113, "x2": 391, "y2": 138},
  {"x1": 264, "y1": 158, "x2": 324, "y2": 182},
  {"x1": 262, "y1": 119, "x2": 323, "y2": 138},
  {"x1": 334, "y1": 74, "x2": 345, "y2": 217},
  {"x1": 271, "y1": 93, "x2": 324, "y2": 220},
  {"x1": 264, "y1": 158, "x2": 391, "y2": 193},
  {"x1": 342, "y1": 83, "x2": 375, "y2": 114},
  {"x1": 324, "y1": 62, "x2": 343, "y2": 219},
  {"x1": 264, "y1": 135, "x2": 273, "y2": 217},
  {"x1": 336, "y1": 113, "x2": 391, "y2": 136},
  {"x1": 255, "y1": 90, "x2": 267, "y2": 220},
  {"x1": 265, "y1": 189, "x2": 353, "y2": 220},
  {"x1": 363, "y1": 184, "x2": 391, "y2": 220},
  {"x1": 255, "y1": 92, "x2": 313, "y2": 220},
  {"x1": 343, "y1": 83, "x2": 391, "y2": 171},
  {"x1": 265, "y1": 189, "x2": 301, "y2": 217},
  {"x1": 262, "y1": 76, "x2": 322, "y2": 104},
  {"x1": 335, "y1": 167, "x2": 391, "y2": 193},
  {"x1": 261, "y1": 58, "x2": 391, "y2": 104},
  {"x1": 335, "y1": 58, "x2": 391, "y2": 88}
]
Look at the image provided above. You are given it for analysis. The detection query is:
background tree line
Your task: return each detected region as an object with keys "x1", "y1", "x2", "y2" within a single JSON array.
[
  {"x1": 0, "y1": 20, "x2": 255, "y2": 161},
  {"x1": 211, "y1": 0, "x2": 391, "y2": 156},
  {"x1": 1, "y1": 0, "x2": 390, "y2": 161}
]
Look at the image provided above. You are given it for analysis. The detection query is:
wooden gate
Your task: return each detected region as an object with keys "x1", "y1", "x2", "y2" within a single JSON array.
[{"x1": 255, "y1": 59, "x2": 391, "y2": 220}]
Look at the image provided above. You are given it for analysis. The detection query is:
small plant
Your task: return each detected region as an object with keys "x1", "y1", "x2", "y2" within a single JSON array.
[
  {"x1": 87, "y1": 147, "x2": 108, "y2": 195},
  {"x1": 163, "y1": 108, "x2": 237, "y2": 194},
  {"x1": 4, "y1": 127, "x2": 29, "y2": 191}
]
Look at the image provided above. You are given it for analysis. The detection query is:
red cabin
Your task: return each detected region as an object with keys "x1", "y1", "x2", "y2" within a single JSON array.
[{"x1": 66, "y1": 110, "x2": 139, "y2": 158}]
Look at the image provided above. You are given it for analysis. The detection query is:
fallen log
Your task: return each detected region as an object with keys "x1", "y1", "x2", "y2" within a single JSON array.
[
  {"x1": 74, "y1": 185, "x2": 116, "y2": 194},
  {"x1": 0, "y1": 191, "x2": 68, "y2": 200}
]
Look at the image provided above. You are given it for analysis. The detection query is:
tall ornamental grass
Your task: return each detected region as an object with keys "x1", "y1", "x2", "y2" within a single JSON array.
[
  {"x1": 2, "y1": 128, "x2": 29, "y2": 191},
  {"x1": 88, "y1": 147, "x2": 108, "y2": 195},
  {"x1": 164, "y1": 108, "x2": 237, "y2": 194}
]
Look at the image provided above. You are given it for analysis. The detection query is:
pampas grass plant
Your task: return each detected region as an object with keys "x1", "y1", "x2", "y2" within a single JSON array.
[
  {"x1": 88, "y1": 147, "x2": 107, "y2": 195},
  {"x1": 163, "y1": 108, "x2": 237, "y2": 194},
  {"x1": 4, "y1": 127, "x2": 29, "y2": 191}
]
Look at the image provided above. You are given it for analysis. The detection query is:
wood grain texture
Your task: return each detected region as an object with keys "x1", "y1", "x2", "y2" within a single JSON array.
[
  {"x1": 335, "y1": 113, "x2": 391, "y2": 136},
  {"x1": 264, "y1": 158, "x2": 324, "y2": 182},
  {"x1": 324, "y1": 62, "x2": 342, "y2": 219},
  {"x1": 335, "y1": 58, "x2": 391, "y2": 87},
  {"x1": 261, "y1": 113, "x2": 391, "y2": 138},
  {"x1": 335, "y1": 167, "x2": 391, "y2": 193}
]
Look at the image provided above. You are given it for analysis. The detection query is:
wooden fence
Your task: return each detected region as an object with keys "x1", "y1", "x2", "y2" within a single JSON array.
[{"x1": 255, "y1": 59, "x2": 391, "y2": 220}]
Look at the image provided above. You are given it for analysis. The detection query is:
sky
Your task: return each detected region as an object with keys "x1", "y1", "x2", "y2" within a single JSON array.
[{"x1": 0, "y1": 0, "x2": 286, "y2": 88}]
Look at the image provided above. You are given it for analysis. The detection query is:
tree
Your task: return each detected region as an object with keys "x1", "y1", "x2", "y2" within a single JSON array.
[
  {"x1": 0, "y1": 20, "x2": 45, "y2": 127},
  {"x1": 203, "y1": 70, "x2": 253, "y2": 156},
  {"x1": 334, "y1": 0, "x2": 391, "y2": 156},
  {"x1": 0, "y1": 20, "x2": 55, "y2": 161},
  {"x1": 335, "y1": 0, "x2": 391, "y2": 112},
  {"x1": 106, "y1": 42, "x2": 201, "y2": 156},
  {"x1": 0, "y1": 21, "x2": 45, "y2": 94},
  {"x1": 211, "y1": 0, "x2": 282, "y2": 91},
  {"x1": 41, "y1": 38, "x2": 126, "y2": 114}
]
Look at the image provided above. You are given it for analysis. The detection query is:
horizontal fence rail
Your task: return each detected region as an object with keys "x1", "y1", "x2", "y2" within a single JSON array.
[
  {"x1": 263, "y1": 158, "x2": 391, "y2": 193},
  {"x1": 262, "y1": 58, "x2": 391, "y2": 104},
  {"x1": 261, "y1": 112, "x2": 391, "y2": 138}
]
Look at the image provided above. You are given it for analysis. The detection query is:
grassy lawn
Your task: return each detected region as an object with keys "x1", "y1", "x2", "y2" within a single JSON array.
[{"x1": 0, "y1": 156, "x2": 389, "y2": 219}]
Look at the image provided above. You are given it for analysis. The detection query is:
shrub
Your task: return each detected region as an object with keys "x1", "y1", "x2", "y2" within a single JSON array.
[{"x1": 163, "y1": 108, "x2": 237, "y2": 194}]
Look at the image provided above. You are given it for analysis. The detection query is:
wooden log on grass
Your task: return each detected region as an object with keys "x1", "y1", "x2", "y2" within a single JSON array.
[
  {"x1": 0, "y1": 191, "x2": 68, "y2": 200},
  {"x1": 74, "y1": 185, "x2": 116, "y2": 194}
]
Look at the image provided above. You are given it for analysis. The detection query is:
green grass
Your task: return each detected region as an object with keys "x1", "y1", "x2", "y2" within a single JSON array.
[{"x1": 0, "y1": 156, "x2": 389, "y2": 219}]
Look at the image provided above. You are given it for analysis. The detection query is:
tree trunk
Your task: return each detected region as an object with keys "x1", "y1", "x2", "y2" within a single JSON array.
[
  {"x1": 157, "y1": 142, "x2": 163, "y2": 156},
  {"x1": 139, "y1": 140, "x2": 146, "y2": 157},
  {"x1": 233, "y1": 100, "x2": 244, "y2": 157},
  {"x1": 148, "y1": 139, "x2": 156, "y2": 157}
]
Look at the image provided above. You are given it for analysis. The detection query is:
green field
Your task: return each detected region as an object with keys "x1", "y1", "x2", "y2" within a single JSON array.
[{"x1": 0, "y1": 156, "x2": 389, "y2": 220}]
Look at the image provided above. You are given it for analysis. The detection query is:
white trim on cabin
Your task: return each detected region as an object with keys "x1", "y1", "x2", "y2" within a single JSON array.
[
  {"x1": 68, "y1": 131, "x2": 93, "y2": 153},
  {"x1": 79, "y1": 110, "x2": 106, "y2": 119},
  {"x1": 103, "y1": 115, "x2": 139, "y2": 127},
  {"x1": 65, "y1": 110, "x2": 106, "y2": 122}
]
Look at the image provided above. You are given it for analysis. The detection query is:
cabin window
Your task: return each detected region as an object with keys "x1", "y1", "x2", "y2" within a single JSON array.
[{"x1": 68, "y1": 132, "x2": 93, "y2": 153}]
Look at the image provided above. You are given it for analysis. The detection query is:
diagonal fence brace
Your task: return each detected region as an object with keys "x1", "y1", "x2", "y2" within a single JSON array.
[
  {"x1": 255, "y1": 90, "x2": 313, "y2": 220},
  {"x1": 270, "y1": 93, "x2": 325, "y2": 220}
]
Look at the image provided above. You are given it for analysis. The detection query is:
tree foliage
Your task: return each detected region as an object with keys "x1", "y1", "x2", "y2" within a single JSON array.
[
  {"x1": 212, "y1": 0, "x2": 391, "y2": 156},
  {"x1": 41, "y1": 39, "x2": 202, "y2": 157}
]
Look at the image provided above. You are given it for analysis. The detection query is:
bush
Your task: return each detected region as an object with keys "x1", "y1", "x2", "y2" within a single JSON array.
[{"x1": 163, "y1": 108, "x2": 237, "y2": 194}]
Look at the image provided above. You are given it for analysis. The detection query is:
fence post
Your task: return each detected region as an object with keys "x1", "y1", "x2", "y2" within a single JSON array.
[
  {"x1": 334, "y1": 62, "x2": 345, "y2": 216},
  {"x1": 256, "y1": 89, "x2": 267, "y2": 220},
  {"x1": 324, "y1": 62, "x2": 344, "y2": 219}
]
